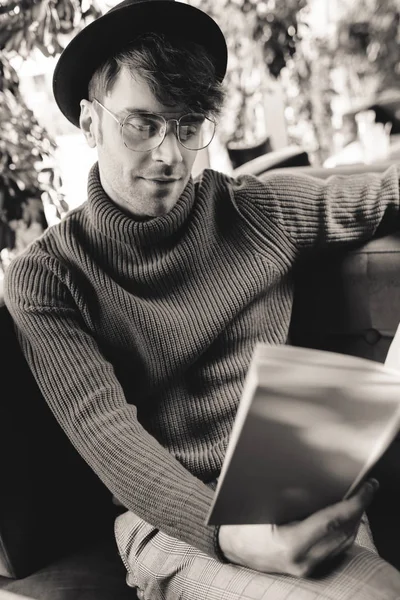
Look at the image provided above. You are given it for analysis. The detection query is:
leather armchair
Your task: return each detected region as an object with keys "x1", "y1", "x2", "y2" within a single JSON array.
[{"x1": 1, "y1": 160, "x2": 400, "y2": 598}]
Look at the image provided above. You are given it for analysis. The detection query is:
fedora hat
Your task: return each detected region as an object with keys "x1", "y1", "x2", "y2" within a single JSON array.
[{"x1": 53, "y1": 0, "x2": 228, "y2": 128}]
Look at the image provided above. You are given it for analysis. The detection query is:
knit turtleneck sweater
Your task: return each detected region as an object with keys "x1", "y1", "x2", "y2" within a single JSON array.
[{"x1": 4, "y1": 163, "x2": 400, "y2": 558}]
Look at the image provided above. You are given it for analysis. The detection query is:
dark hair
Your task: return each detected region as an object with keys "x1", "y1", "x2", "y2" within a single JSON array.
[{"x1": 88, "y1": 32, "x2": 225, "y2": 118}]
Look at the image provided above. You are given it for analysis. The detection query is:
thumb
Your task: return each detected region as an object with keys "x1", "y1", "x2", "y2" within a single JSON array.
[{"x1": 289, "y1": 479, "x2": 378, "y2": 555}]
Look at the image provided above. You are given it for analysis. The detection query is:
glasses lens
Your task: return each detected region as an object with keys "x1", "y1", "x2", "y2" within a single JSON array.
[
  {"x1": 178, "y1": 114, "x2": 215, "y2": 150},
  {"x1": 122, "y1": 113, "x2": 165, "y2": 151}
]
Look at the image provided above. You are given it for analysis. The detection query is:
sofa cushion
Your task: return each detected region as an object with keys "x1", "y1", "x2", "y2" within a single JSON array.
[
  {"x1": 0, "y1": 537, "x2": 137, "y2": 600},
  {"x1": 0, "y1": 305, "x2": 116, "y2": 578}
]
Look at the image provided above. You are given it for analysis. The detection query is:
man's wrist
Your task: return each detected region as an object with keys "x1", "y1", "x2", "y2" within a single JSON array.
[{"x1": 213, "y1": 525, "x2": 229, "y2": 563}]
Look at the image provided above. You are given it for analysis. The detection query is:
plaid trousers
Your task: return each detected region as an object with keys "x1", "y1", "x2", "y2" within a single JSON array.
[{"x1": 115, "y1": 511, "x2": 400, "y2": 600}]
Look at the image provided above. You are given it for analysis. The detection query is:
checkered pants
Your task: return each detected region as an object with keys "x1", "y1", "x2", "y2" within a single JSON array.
[{"x1": 115, "y1": 511, "x2": 400, "y2": 600}]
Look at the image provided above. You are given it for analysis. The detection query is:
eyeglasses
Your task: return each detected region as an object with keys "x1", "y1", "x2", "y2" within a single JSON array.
[{"x1": 93, "y1": 99, "x2": 216, "y2": 152}]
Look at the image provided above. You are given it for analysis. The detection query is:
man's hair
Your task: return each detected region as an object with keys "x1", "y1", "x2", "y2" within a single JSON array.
[{"x1": 88, "y1": 32, "x2": 225, "y2": 118}]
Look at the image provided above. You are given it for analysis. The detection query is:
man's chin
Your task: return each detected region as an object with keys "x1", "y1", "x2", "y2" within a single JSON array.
[
  {"x1": 147, "y1": 199, "x2": 178, "y2": 218},
  {"x1": 143, "y1": 181, "x2": 185, "y2": 213}
]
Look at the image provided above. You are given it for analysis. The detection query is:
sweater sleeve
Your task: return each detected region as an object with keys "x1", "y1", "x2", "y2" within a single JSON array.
[
  {"x1": 232, "y1": 164, "x2": 400, "y2": 250},
  {"x1": 4, "y1": 249, "x2": 219, "y2": 559}
]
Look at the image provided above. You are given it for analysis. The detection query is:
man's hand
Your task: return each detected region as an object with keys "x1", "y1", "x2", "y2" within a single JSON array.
[{"x1": 218, "y1": 478, "x2": 378, "y2": 577}]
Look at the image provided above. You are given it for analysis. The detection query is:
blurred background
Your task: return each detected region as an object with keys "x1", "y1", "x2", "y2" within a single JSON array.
[{"x1": 0, "y1": 0, "x2": 400, "y2": 283}]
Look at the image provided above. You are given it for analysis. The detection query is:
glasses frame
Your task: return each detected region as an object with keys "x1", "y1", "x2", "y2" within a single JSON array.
[{"x1": 93, "y1": 98, "x2": 216, "y2": 153}]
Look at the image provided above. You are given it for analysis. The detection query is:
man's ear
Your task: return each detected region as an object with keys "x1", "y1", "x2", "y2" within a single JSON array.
[{"x1": 79, "y1": 100, "x2": 97, "y2": 148}]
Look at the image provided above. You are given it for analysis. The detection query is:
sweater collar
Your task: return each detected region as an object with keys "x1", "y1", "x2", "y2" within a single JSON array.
[{"x1": 87, "y1": 162, "x2": 195, "y2": 247}]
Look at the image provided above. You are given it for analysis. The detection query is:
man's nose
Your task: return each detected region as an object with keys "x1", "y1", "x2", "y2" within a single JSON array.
[{"x1": 151, "y1": 123, "x2": 183, "y2": 164}]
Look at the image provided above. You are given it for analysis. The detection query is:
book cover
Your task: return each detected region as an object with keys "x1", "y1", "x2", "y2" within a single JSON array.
[{"x1": 206, "y1": 344, "x2": 400, "y2": 526}]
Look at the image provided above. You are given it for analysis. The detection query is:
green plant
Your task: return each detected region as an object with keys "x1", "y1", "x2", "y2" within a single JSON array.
[
  {"x1": 286, "y1": 0, "x2": 400, "y2": 165},
  {"x1": 185, "y1": 0, "x2": 307, "y2": 148},
  {"x1": 0, "y1": 0, "x2": 102, "y2": 267},
  {"x1": 335, "y1": 0, "x2": 400, "y2": 97}
]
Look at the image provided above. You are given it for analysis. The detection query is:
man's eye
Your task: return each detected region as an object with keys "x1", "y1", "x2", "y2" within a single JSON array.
[
  {"x1": 180, "y1": 124, "x2": 200, "y2": 140},
  {"x1": 134, "y1": 121, "x2": 155, "y2": 132},
  {"x1": 183, "y1": 125, "x2": 197, "y2": 135},
  {"x1": 135, "y1": 124, "x2": 152, "y2": 132},
  {"x1": 126, "y1": 119, "x2": 158, "y2": 138}
]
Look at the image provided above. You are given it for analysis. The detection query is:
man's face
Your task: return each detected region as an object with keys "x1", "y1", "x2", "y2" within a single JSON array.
[{"x1": 81, "y1": 67, "x2": 198, "y2": 220}]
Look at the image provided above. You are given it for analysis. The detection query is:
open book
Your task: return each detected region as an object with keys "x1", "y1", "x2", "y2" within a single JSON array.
[{"x1": 206, "y1": 342, "x2": 400, "y2": 526}]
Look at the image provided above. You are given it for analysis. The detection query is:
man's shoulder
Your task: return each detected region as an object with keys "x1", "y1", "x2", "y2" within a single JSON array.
[
  {"x1": 194, "y1": 167, "x2": 267, "y2": 198},
  {"x1": 34, "y1": 202, "x2": 88, "y2": 248},
  {"x1": 6, "y1": 203, "x2": 88, "y2": 277},
  {"x1": 194, "y1": 167, "x2": 233, "y2": 188}
]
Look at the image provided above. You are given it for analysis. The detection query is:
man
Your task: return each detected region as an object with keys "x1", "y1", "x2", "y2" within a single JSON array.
[{"x1": 4, "y1": 0, "x2": 400, "y2": 598}]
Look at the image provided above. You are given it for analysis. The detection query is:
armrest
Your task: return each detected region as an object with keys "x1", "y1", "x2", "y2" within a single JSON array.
[
  {"x1": 264, "y1": 159, "x2": 400, "y2": 180},
  {"x1": 233, "y1": 145, "x2": 310, "y2": 177},
  {"x1": 0, "y1": 305, "x2": 115, "y2": 578}
]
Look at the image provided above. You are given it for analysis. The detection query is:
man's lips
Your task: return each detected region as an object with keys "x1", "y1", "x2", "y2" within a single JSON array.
[
  {"x1": 140, "y1": 177, "x2": 182, "y2": 187},
  {"x1": 143, "y1": 177, "x2": 181, "y2": 182}
]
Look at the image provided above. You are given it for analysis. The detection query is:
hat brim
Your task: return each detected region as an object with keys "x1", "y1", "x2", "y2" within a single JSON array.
[{"x1": 53, "y1": 0, "x2": 228, "y2": 128}]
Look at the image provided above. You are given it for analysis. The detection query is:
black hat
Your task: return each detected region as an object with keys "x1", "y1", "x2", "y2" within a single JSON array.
[{"x1": 53, "y1": 0, "x2": 228, "y2": 128}]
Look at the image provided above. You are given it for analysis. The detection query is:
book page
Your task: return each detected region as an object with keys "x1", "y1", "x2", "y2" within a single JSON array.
[
  {"x1": 385, "y1": 324, "x2": 400, "y2": 373},
  {"x1": 207, "y1": 344, "x2": 400, "y2": 526},
  {"x1": 345, "y1": 326, "x2": 400, "y2": 495}
]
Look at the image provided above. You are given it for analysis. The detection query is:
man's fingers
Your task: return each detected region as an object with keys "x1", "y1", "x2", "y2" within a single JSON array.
[
  {"x1": 286, "y1": 478, "x2": 378, "y2": 556},
  {"x1": 291, "y1": 527, "x2": 358, "y2": 578},
  {"x1": 307, "y1": 522, "x2": 358, "y2": 564}
]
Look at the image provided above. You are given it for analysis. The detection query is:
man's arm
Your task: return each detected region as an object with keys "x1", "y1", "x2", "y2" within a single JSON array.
[
  {"x1": 232, "y1": 164, "x2": 400, "y2": 250},
  {"x1": 4, "y1": 251, "x2": 219, "y2": 559}
]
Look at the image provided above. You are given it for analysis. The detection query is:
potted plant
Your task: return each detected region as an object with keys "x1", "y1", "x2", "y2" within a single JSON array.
[
  {"x1": 0, "y1": 0, "x2": 102, "y2": 275},
  {"x1": 186, "y1": 0, "x2": 307, "y2": 169}
]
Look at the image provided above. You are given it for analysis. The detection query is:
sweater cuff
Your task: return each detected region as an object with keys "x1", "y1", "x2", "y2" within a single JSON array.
[{"x1": 213, "y1": 526, "x2": 229, "y2": 563}]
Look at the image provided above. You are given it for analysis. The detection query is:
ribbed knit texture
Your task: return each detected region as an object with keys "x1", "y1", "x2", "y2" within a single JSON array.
[{"x1": 4, "y1": 163, "x2": 400, "y2": 558}]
